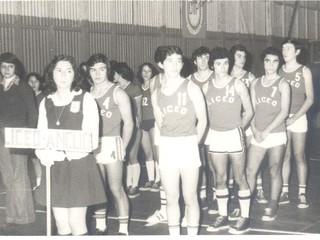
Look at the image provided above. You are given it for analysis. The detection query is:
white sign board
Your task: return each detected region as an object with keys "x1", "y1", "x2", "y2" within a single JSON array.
[{"x1": 5, "y1": 128, "x2": 93, "y2": 152}]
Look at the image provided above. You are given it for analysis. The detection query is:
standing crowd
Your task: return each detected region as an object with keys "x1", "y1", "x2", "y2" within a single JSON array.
[{"x1": 0, "y1": 37, "x2": 314, "y2": 235}]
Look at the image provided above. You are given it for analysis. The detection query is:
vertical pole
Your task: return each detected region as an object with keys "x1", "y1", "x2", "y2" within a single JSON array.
[{"x1": 46, "y1": 166, "x2": 51, "y2": 236}]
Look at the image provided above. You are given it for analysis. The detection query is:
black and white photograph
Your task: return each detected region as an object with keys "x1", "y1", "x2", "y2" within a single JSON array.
[{"x1": 0, "y1": 0, "x2": 320, "y2": 236}]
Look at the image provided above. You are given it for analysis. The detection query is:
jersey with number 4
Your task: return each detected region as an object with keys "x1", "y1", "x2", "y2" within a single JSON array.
[
  {"x1": 279, "y1": 65, "x2": 305, "y2": 114},
  {"x1": 95, "y1": 84, "x2": 121, "y2": 137},
  {"x1": 254, "y1": 76, "x2": 286, "y2": 133}
]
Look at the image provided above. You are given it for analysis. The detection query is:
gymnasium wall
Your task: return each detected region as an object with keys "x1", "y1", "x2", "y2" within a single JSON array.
[{"x1": 0, "y1": 0, "x2": 319, "y2": 77}]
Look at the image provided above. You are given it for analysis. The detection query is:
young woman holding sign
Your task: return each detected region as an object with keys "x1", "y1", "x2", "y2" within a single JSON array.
[{"x1": 35, "y1": 55, "x2": 106, "y2": 236}]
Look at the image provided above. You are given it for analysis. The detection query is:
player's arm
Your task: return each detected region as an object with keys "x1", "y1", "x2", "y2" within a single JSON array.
[
  {"x1": 249, "y1": 79, "x2": 259, "y2": 139},
  {"x1": 116, "y1": 87, "x2": 134, "y2": 150},
  {"x1": 188, "y1": 81, "x2": 207, "y2": 144},
  {"x1": 236, "y1": 79, "x2": 253, "y2": 130},
  {"x1": 287, "y1": 67, "x2": 314, "y2": 126},
  {"x1": 151, "y1": 89, "x2": 163, "y2": 130}
]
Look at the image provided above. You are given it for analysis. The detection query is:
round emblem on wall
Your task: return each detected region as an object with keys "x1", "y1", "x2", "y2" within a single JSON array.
[{"x1": 186, "y1": 1, "x2": 203, "y2": 35}]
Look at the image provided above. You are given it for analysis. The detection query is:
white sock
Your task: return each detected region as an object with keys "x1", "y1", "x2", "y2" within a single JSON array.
[
  {"x1": 168, "y1": 225, "x2": 180, "y2": 235},
  {"x1": 36, "y1": 177, "x2": 41, "y2": 187},
  {"x1": 155, "y1": 162, "x2": 161, "y2": 182},
  {"x1": 238, "y1": 189, "x2": 251, "y2": 218},
  {"x1": 131, "y1": 163, "x2": 141, "y2": 187},
  {"x1": 126, "y1": 165, "x2": 132, "y2": 187},
  {"x1": 187, "y1": 226, "x2": 198, "y2": 235},
  {"x1": 200, "y1": 185, "x2": 206, "y2": 199},
  {"x1": 119, "y1": 216, "x2": 129, "y2": 235},
  {"x1": 145, "y1": 160, "x2": 155, "y2": 182},
  {"x1": 216, "y1": 189, "x2": 229, "y2": 216},
  {"x1": 159, "y1": 185, "x2": 167, "y2": 214}
]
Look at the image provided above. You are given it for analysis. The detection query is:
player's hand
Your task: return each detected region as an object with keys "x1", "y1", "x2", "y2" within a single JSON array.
[{"x1": 286, "y1": 117, "x2": 296, "y2": 126}]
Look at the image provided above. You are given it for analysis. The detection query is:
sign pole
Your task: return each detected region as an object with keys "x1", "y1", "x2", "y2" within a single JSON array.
[{"x1": 46, "y1": 165, "x2": 51, "y2": 236}]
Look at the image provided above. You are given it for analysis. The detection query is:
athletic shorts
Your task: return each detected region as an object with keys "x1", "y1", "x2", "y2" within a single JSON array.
[
  {"x1": 245, "y1": 126, "x2": 253, "y2": 137},
  {"x1": 154, "y1": 124, "x2": 160, "y2": 146},
  {"x1": 251, "y1": 132, "x2": 287, "y2": 148},
  {"x1": 141, "y1": 119, "x2": 155, "y2": 132},
  {"x1": 287, "y1": 114, "x2": 308, "y2": 133},
  {"x1": 159, "y1": 135, "x2": 201, "y2": 170},
  {"x1": 206, "y1": 127, "x2": 245, "y2": 154},
  {"x1": 94, "y1": 136, "x2": 125, "y2": 164}
]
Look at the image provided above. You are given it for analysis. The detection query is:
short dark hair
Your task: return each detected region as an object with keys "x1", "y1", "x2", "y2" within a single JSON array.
[
  {"x1": 113, "y1": 62, "x2": 134, "y2": 82},
  {"x1": 0, "y1": 52, "x2": 26, "y2": 79},
  {"x1": 281, "y1": 38, "x2": 301, "y2": 52},
  {"x1": 154, "y1": 46, "x2": 183, "y2": 64},
  {"x1": 260, "y1": 46, "x2": 282, "y2": 62},
  {"x1": 191, "y1": 46, "x2": 211, "y2": 61},
  {"x1": 44, "y1": 55, "x2": 81, "y2": 94},
  {"x1": 86, "y1": 53, "x2": 113, "y2": 84},
  {"x1": 210, "y1": 47, "x2": 230, "y2": 69},
  {"x1": 137, "y1": 62, "x2": 158, "y2": 84}
]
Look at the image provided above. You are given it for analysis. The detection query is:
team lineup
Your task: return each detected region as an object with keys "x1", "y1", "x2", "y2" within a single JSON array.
[{"x1": 0, "y1": 37, "x2": 314, "y2": 235}]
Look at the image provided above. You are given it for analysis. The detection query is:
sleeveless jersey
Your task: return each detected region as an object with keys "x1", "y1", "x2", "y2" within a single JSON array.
[
  {"x1": 278, "y1": 65, "x2": 305, "y2": 114},
  {"x1": 123, "y1": 82, "x2": 142, "y2": 121},
  {"x1": 188, "y1": 71, "x2": 215, "y2": 89},
  {"x1": 254, "y1": 76, "x2": 286, "y2": 133},
  {"x1": 157, "y1": 79, "x2": 196, "y2": 137},
  {"x1": 141, "y1": 85, "x2": 154, "y2": 121},
  {"x1": 205, "y1": 77, "x2": 242, "y2": 131},
  {"x1": 238, "y1": 71, "x2": 252, "y2": 88},
  {"x1": 95, "y1": 84, "x2": 121, "y2": 137},
  {"x1": 45, "y1": 91, "x2": 84, "y2": 130}
]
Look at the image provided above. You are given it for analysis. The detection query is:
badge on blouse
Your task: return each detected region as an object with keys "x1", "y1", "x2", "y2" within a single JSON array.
[{"x1": 70, "y1": 101, "x2": 80, "y2": 113}]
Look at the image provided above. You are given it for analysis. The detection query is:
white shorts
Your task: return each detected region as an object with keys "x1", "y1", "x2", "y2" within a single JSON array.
[
  {"x1": 251, "y1": 132, "x2": 287, "y2": 148},
  {"x1": 154, "y1": 124, "x2": 160, "y2": 146},
  {"x1": 287, "y1": 114, "x2": 308, "y2": 133},
  {"x1": 94, "y1": 136, "x2": 125, "y2": 164},
  {"x1": 206, "y1": 127, "x2": 245, "y2": 154},
  {"x1": 159, "y1": 135, "x2": 201, "y2": 170},
  {"x1": 245, "y1": 126, "x2": 253, "y2": 137}
]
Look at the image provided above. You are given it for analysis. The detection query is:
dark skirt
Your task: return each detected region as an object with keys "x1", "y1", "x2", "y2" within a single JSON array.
[{"x1": 35, "y1": 153, "x2": 107, "y2": 208}]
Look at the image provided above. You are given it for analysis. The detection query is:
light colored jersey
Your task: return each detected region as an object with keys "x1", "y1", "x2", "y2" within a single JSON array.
[
  {"x1": 205, "y1": 77, "x2": 242, "y2": 131},
  {"x1": 238, "y1": 71, "x2": 253, "y2": 88},
  {"x1": 278, "y1": 65, "x2": 306, "y2": 114},
  {"x1": 254, "y1": 76, "x2": 286, "y2": 133},
  {"x1": 156, "y1": 79, "x2": 196, "y2": 137},
  {"x1": 94, "y1": 84, "x2": 121, "y2": 136}
]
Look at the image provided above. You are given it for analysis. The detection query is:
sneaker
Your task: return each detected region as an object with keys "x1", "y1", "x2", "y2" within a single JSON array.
[
  {"x1": 228, "y1": 208, "x2": 240, "y2": 221},
  {"x1": 150, "y1": 181, "x2": 160, "y2": 192},
  {"x1": 181, "y1": 216, "x2": 187, "y2": 227},
  {"x1": 279, "y1": 192, "x2": 290, "y2": 205},
  {"x1": 145, "y1": 210, "x2": 167, "y2": 226},
  {"x1": 139, "y1": 181, "x2": 154, "y2": 191},
  {"x1": 297, "y1": 194, "x2": 310, "y2": 209},
  {"x1": 208, "y1": 199, "x2": 219, "y2": 215},
  {"x1": 261, "y1": 207, "x2": 277, "y2": 221},
  {"x1": 128, "y1": 187, "x2": 140, "y2": 198},
  {"x1": 206, "y1": 215, "x2": 229, "y2": 232},
  {"x1": 228, "y1": 217, "x2": 250, "y2": 234},
  {"x1": 126, "y1": 185, "x2": 132, "y2": 193},
  {"x1": 256, "y1": 189, "x2": 268, "y2": 204},
  {"x1": 200, "y1": 198, "x2": 208, "y2": 210},
  {"x1": 93, "y1": 228, "x2": 107, "y2": 235}
]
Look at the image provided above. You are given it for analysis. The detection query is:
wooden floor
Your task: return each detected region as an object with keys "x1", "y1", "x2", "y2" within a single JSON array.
[{"x1": 0, "y1": 130, "x2": 320, "y2": 236}]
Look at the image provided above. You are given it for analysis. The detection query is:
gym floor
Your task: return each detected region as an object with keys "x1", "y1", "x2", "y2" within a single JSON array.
[{"x1": 0, "y1": 130, "x2": 320, "y2": 236}]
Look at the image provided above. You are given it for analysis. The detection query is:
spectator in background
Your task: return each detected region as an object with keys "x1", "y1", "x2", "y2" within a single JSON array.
[
  {"x1": 0, "y1": 52, "x2": 37, "y2": 233},
  {"x1": 27, "y1": 72, "x2": 46, "y2": 190}
]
